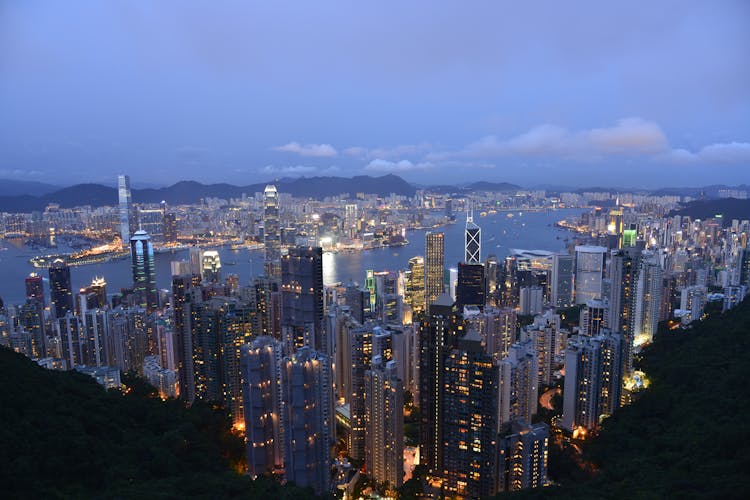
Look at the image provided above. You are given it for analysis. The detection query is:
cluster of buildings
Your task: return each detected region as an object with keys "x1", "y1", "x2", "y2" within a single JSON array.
[{"x1": 1, "y1": 175, "x2": 748, "y2": 498}]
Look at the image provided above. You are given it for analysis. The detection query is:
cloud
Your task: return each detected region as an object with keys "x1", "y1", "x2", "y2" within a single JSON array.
[
  {"x1": 364, "y1": 159, "x2": 433, "y2": 172},
  {"x1": 660, "y1": 141, "x2": 750, "y2": 164},
  {"x1": 273, "y1": 142, "x2": 337, "y2": 157},
  {"x1": 464, "y1": 118, "x2": 669, "y2": 159},
  {"x1": 260, "y1": 165, "x2": 318, "y2": 176},
  {"x1": 345, "y1": 142, "x2": 433, "y2": 160}
]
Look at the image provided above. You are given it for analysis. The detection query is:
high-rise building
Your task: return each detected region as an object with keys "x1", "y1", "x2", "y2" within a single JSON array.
[
  {"x1": 118, "y1": 174, "x2": 134, "y2": 249},
  {"x1": 608, "y1": 247, "x2": 640, "y2": 374},
  {"x1": 551, "y1": 254, "x2": 574, "y2": 308},
  {"x1": 574, "y1": 246, "x2": 607, "y2": 304},
  {"x1": 49, "y1": 259, "x2": 74, "y2": 319},
  {"x1": 633, "y1": 252, "x2": 662, "y2": 346},
  {"x1": 20, "y1": 299, "x2": 46, "y2": 358},
  {"x1": 241, "y1": 336, "x2": 284, "y2": 477},
  {"x1": 580, "y1": 299, "x2": 606, "y2": 336},
  {"x1": 465, "y1": 208, "x2": 481, "y2": 263},
  {"x1": 498, "y1": 340, "x2": 538, "y2": 429},
  {"x1": 263, "y1": 185, "x2": 281, "y2": 280},
  {"x1": 365, "y1": 356, "x2": 404, "y2": 490},
  {"x1": 456, "y1": 262, "x2": 485, "y2": 310},
  {"x1": 130, "y1": 230, "x2": 158, "y2": 312},
  {"x1": 347, "y1": 323, "x2": 373, "y2": 460},
  {"x1": 498, "y1": 421, "x2": 549, "y2": 492},
  {"x1": 425, "y1": 232, "x2": 445, "y2": 309},
  {"x1": 25, "y1": 273, "x2": 44, "y2": 305},
  {"x1": 519, "y1": 286, "x2": 543, "y2": 315},
  {"x1": 281, "y1": 246, "x2": 325, "y2": 353},
  {"x1": 405, "y1": 256, "x2": 426, "y2": 317},
  {"x1": 163, "y1": 211, "x2": 178, "y2": 243},
  {"x1": 280, "y1": 347, "x2": 332, "y2": 495},
  {"x1": 442, "y1": 329, "x2": 499, "y2": 499},
  {"x1": 201, "y1": 250, "x2": 222, "y2": 284},
  {"x1": 562, "y1": 331, "x2": 623, "y2": 432},
  {"x1": 418, "y1": 293, "x2": 463, "y2": 474}
]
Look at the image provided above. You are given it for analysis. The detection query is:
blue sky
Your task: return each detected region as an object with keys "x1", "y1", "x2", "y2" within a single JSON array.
[{"x1": 1, "y1": 1, "x2": 748, "y2": 188}]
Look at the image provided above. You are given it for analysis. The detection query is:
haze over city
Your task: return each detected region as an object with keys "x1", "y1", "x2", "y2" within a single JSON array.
[{"x1": 1, "y1": 1, "x2": 749, "y2": 187}]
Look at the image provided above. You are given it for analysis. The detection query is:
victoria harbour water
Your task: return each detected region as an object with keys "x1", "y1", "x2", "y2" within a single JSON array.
[{"x1": 0, "y1": 208, "x2": 580, "y2": 306}]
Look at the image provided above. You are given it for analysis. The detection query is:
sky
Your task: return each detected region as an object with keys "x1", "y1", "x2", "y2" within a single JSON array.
[{"x1": 1, "y1": 1, "x2": 749, "y2": 188}]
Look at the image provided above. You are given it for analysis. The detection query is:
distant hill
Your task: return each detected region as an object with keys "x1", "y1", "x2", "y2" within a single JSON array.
[
  {"x1": 0, "y1": 179, "x2": 60, "y2": 197},
  {"x1": 0, "y1": 347, "x2": 320, "y2": 498},
  {"x1": 669, "y1": 198, "x2": 750, "y2": 224},
  {"x1": 0, "y1": 174, "x2": 416, "y2": 211},
  {"x1": 466, "y1": 181, "x2": 521, "y2": 192}
]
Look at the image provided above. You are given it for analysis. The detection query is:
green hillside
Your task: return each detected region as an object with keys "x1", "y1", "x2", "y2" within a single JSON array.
[
  {"x1": 505, "y1": 298, "x2": 750, "y2": 499},
  {"x1": 0, "y1": 349, "x2": 319, "y2": 499}
]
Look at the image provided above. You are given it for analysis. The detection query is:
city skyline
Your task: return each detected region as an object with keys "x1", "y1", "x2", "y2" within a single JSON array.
[{"x1": 1, "y1": 1, "x2": 748, "y2": 187}]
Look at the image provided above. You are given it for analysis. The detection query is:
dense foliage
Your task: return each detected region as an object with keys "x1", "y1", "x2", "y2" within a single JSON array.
[
  {"x1": 505, "y1": 298, "x2": 750, "y2": 499},
  {"x1": 0, "y1": 349, "x2": 320, "y2": 499}
]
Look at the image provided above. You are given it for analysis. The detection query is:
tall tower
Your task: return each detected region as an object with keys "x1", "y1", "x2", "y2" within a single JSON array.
[
  {"x1": 609, "y1": 247, "x2": 640, "y2": 374},
  {"x1": 49, "y1": 259, "x2": 74, "y2": 318},
  {"x1": 130, "y1": 230, "x2": 158, "y2": 312},
  {"x1": 281, "y1": 246, "x2": 324, "y2": 354},
  {"x1": 551, "y1": 254, "x2": 574, "y2": 308},
  {"x1": 118, "y1": 174, "x2": 134, "y2": 249},
  {"x1": 405, "y1": 256, "x2": 426, "y2": 316},
  {"x1": 465, "y1": 206, "x2": 481, "y2": 263},
  {"x1": 424, "y1": 232, "x2": 445, "y2": 309},
  {"x1": 263, "y1": 184, "x2": 281, "y2": 280},
  {"x1": 574, "y1": 246, "x2": 607, "y2": 304},
  {"x1": 632, "y1": 252, "x2": 662, "y2": 347},
  {"x1": 25, "y1": 273, "x2": 45, "y2": 305}
]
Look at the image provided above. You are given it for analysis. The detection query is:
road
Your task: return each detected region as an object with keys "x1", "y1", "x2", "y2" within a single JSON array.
[{"x1": 540, "y1": 387, "x2": 561, "y2": 410}]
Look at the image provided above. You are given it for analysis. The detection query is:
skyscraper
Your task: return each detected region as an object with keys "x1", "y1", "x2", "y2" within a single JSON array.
[
  {"x1": 456, "y1": 262, "x2": 486, "y2": 310},
  {"x1": 118, "y1": 174, "x2": 134, "y2": 249},
  {"x1": 464, "y1": 208, "x2": 481, "y2": 263},
  {"x1": 551, "y1": 254, "x2": 574, "y2": 308},
  {"x1": 130, "y1": 230, "x2": 158, "y2": 312},
  {"x1": 281, "y1": 246, "x2": 324, "y2": 353},
  {"x1": 263, "y1": 184, "x2": 281, "y2": 280},
  {"x1": 498, "y1": 421, "x2": 549, "y2": 492},
  {"x1": 498, "y1": 340, "x2": 538, "y2": 429},
  {"x1": 347, "y1": 323, "x2": 373, "y2": 460},
  {"x1": 632, "y1": 253, "x2": 663, "y2": 346},
  {"x1": 575, "y1": 246, "x2": 607, "y2": 304},
  {"x1": 201, "y1": 250, "x2": 222, "y2": 284},
  {"x1": 280, "y1": 347, "x2": 332, "y2": 495},
  {"x1": 49, "y1": 259, "x2": 74, "y2": 318},
  {"x1": 608, "y1": 247, "x2": 640, "y2": 374},
  {"x1": 365, "y1": 356, "x2": 404, "y2": 490},
  {"x1": 405, "y1": 256, "x2": 426, "y2": 316},
  {"x1": 425, "y1": 232, "x2": 445, "y2": 309},
  {"x1": 25, "y1": 273, "x2": 44, "y2": 305}
]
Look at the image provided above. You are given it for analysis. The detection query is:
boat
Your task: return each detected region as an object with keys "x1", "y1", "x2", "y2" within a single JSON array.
[{"x1": 507, "y1": 213, "x2": 514, "y2": 218}]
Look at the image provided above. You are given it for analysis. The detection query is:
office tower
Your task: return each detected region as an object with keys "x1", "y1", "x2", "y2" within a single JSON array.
[
  {"x1": 448, "y1": 267, "x2": 458, "y2": 301},
  {"x1": 404, "y1": 256, "x2": 426, "y2": 317},
  {"x1": 281, "y1": 246, "x2": 324, "y2": 354},
  {"x1": 485, "y1": 254, "x2": 499, "y2": 305},
  {"x1": 622, "y1": 225, "x2": 637, "y2": 248},
  {"x1": 78, "y1": 277, "x2": 107, "y2": 314},
  {"x1": 347, "y1": 323, "x2": 373, "y2": 460},
  {"x1": 580, "y1": 299, "x2": 606, "y2": 336},
  {"x1": 500, "y1": 256, "x2": 519, "y2": 308},
  {"x1": 20, "y1": 300, "x2": 46, "y2": 358},
  {"x1": 442, "y1": 330, "x2": 499, "y2": 499},
  {"x1": 418, "y1": 293, "x2": 463, "y2": 473},
  {"x1": 551, "y1": 254, "x2": 574, "y2": 308},
  {"x1": 25, "y1": 273, "x2": 44, "y2": 305},
  {"x1": 263, "y1": 184, "x2": 281, "y2": 280},
  {"x1": 633, "y1": 253, "x2": 662, "y2": 346},
  {"x1": 254, "y1": 276, "x2": 282, "y2": 339},
  {"x1": 171, "y1": 274, "x2": 193, "y2": 402},
  {"x1": 365, "y1": 269, "x2": 377, "y2": 313},
  {"x1": 241, "y1": 337, "x2": 284, "y2": 477},
  {"x1": 137, "y1": 206, "x2": 165, "y2": 241},
  {"x1": 280, "y1": 347, "x2": 332, "y2": 495},
  {"x1": 201, "y1": 250, "x2": 222, "y2": 283},
  {"x1": 344, "y1": 282, "x2": 367, "y2": 324},
  {"x1": 519, "y1": 286, "x2": 543, "y2": 315},
  {"x1": 130, "y1": 230, "x2": 158, "y2": 312},
  {"x1": 49, "y1": 258, "x2": 74, "y2": 319},
  {"x1": 189, "y1": 246, "x2": 203, "y2": 279},
  {"x1": 456, "y1": 262, "x2": 486, "y2": 310},
  {"x1": 498, "y1": 340, "x2": 538, "y2": 429},
  {"x1": 445, "y1": 198, "x2": 453, "y2": 217},
  {"x1": 562, "y1": 331, "x2": 623, "y2": 432},
  {"x1": 608, "y1": 247, "x2": 640, "y2": 374},
  {"x1": 118, "y1": 174, "x2": 134, "y2": 248},
  {"x1": 163, "y1": 211, "x2": 178, "y2": 243},
  {"x1": 425, "y1": 232, "x2": 445, "y2": 309},
  {"x1": 365, "y1": 356, "x2": 404, "y2": 490},
  {"x1": 498, "y1": 421, "x2": 549, "y2": 492},
  {"x1": 575, "y1": 246, "x2": 607, "y2": 304},
  {"x1": 344, "y1": 203, "x2": 358, "y2": 238},
  {"x1": 465, "y1": 208, "x2": 481, "y2": 263}
]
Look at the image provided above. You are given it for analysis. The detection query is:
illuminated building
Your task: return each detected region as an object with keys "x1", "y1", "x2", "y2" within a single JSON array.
[
  {"x1": 347, "y1": 323, "x2": 374, "y2": 460},
  {"x1": 281, "y1": 246, "x2": 324, "y2": 354},
  {"x1": 484, "y1": 307, "x2": 517, "y2": 361},
  {"x1": 20, "y1": 299, "x2": 46, "y2": 358},
  {"x1": 254, "y1": 276, "x2": 282, "y2": 339},
  {"x1": 82, "y1": 309, "x2": 111, "y2": 366},
  {"x1": 633, "y1": 252, "x2": 662, "y2": 346},
  {"x1": 580, "y1": 299, "x2": 606, "y2": 336},
  {"x1": 130, "y1": 230, "x2": 158, "y2": 312},
  {"x1": 49, "y1": 258, "x2": 74, "y2": 318},
  {"x1": 498, "y1": 421, "x2": 549, "y2": 492},
  {"x1": 280, "y1": 347, "x2": 332, "y2": 495},
  {"x1": 456, "y1": 262, "x2": 485, "y2": 311},
  {"x1": 551, "y1": 254, "x2": 574, "y2": 308},
  {"x1": 562, "y1": 331, "x2": 623, "y2": 432},
  {"x1": 25, "y1": 273, "x2": 44, "y2": 305},
  {"x1": 201, "y1": 250, "x2": 222, "y2": 284},
  {"x1": 143, "y1": 355, "x2": 178, "y2": 398},
  {"x1": 608, "y1": 247, "x2": 640, "y2": 373},
  {"x1": 263, "y1": 184, "x2": 281, "y2": 280},
  {"x1": 519, "y1": 286, "x2": 543, "y2": 315},
  {"x1": 241, "y1": 336, "x2": 284, "y2": 476},
  {"x1": 137, "y1": 206, "x2": 165, "y2": 241},
  {"x1": 464, "y1": 208, "x2": 481, "y2": 263},
  {"x1": 418, "y1": 293, "x2": 462, "y2": 474},
  {"x1": 425, "y1": 232, "x2": 445, "y2": 309},
  {"x1": 574, "y1": 246, "x2": 607, "y2": 304},
  {"x1": 442, "y1": 329, "x2": 499, "y2": 499},
  {"x1": 163, "y1": 211, "x2": 178, "y2": 243},
  {"x1": 622, "y1": 226, "x2": 637, "y2": 248},
  {"x1": 79, "y1": 276, "x2": 107, "y2": 312},
  {"x1": 171, "y1": 273, "x2": 194, "y2": 402},
  {"x1": 365, "y1": 356, "x2": 403, "y2": 489},
  {"x1": 118, "y1": 174, "x2": 134, "y2": 249},
  {"x1": 59, "y1": 312, "x2": 83, "y2": 368},
  {"x1": 498, "y1": 340, "x2": 538, "y2": 429},
  {"x1": 526, "y1": 312, "x2": 563, "y2": 387}
]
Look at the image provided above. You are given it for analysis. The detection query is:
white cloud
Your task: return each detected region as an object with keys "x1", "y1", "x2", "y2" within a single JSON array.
[
  {"x1": 273, "y1": 142, "x2": 337, "y2": 157},
  {"x1": 345, "y1": 142, "x2": 433, "y2": 160},
  {"x1": 364, "y1": 159, "x2": 433, "y2": 172},
  {"x1": 260, "y1": 165, "x2": 318, "y2": 175},
  {"x1": 658, "y1": 141, "x2": 750, "y2": 164}
]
